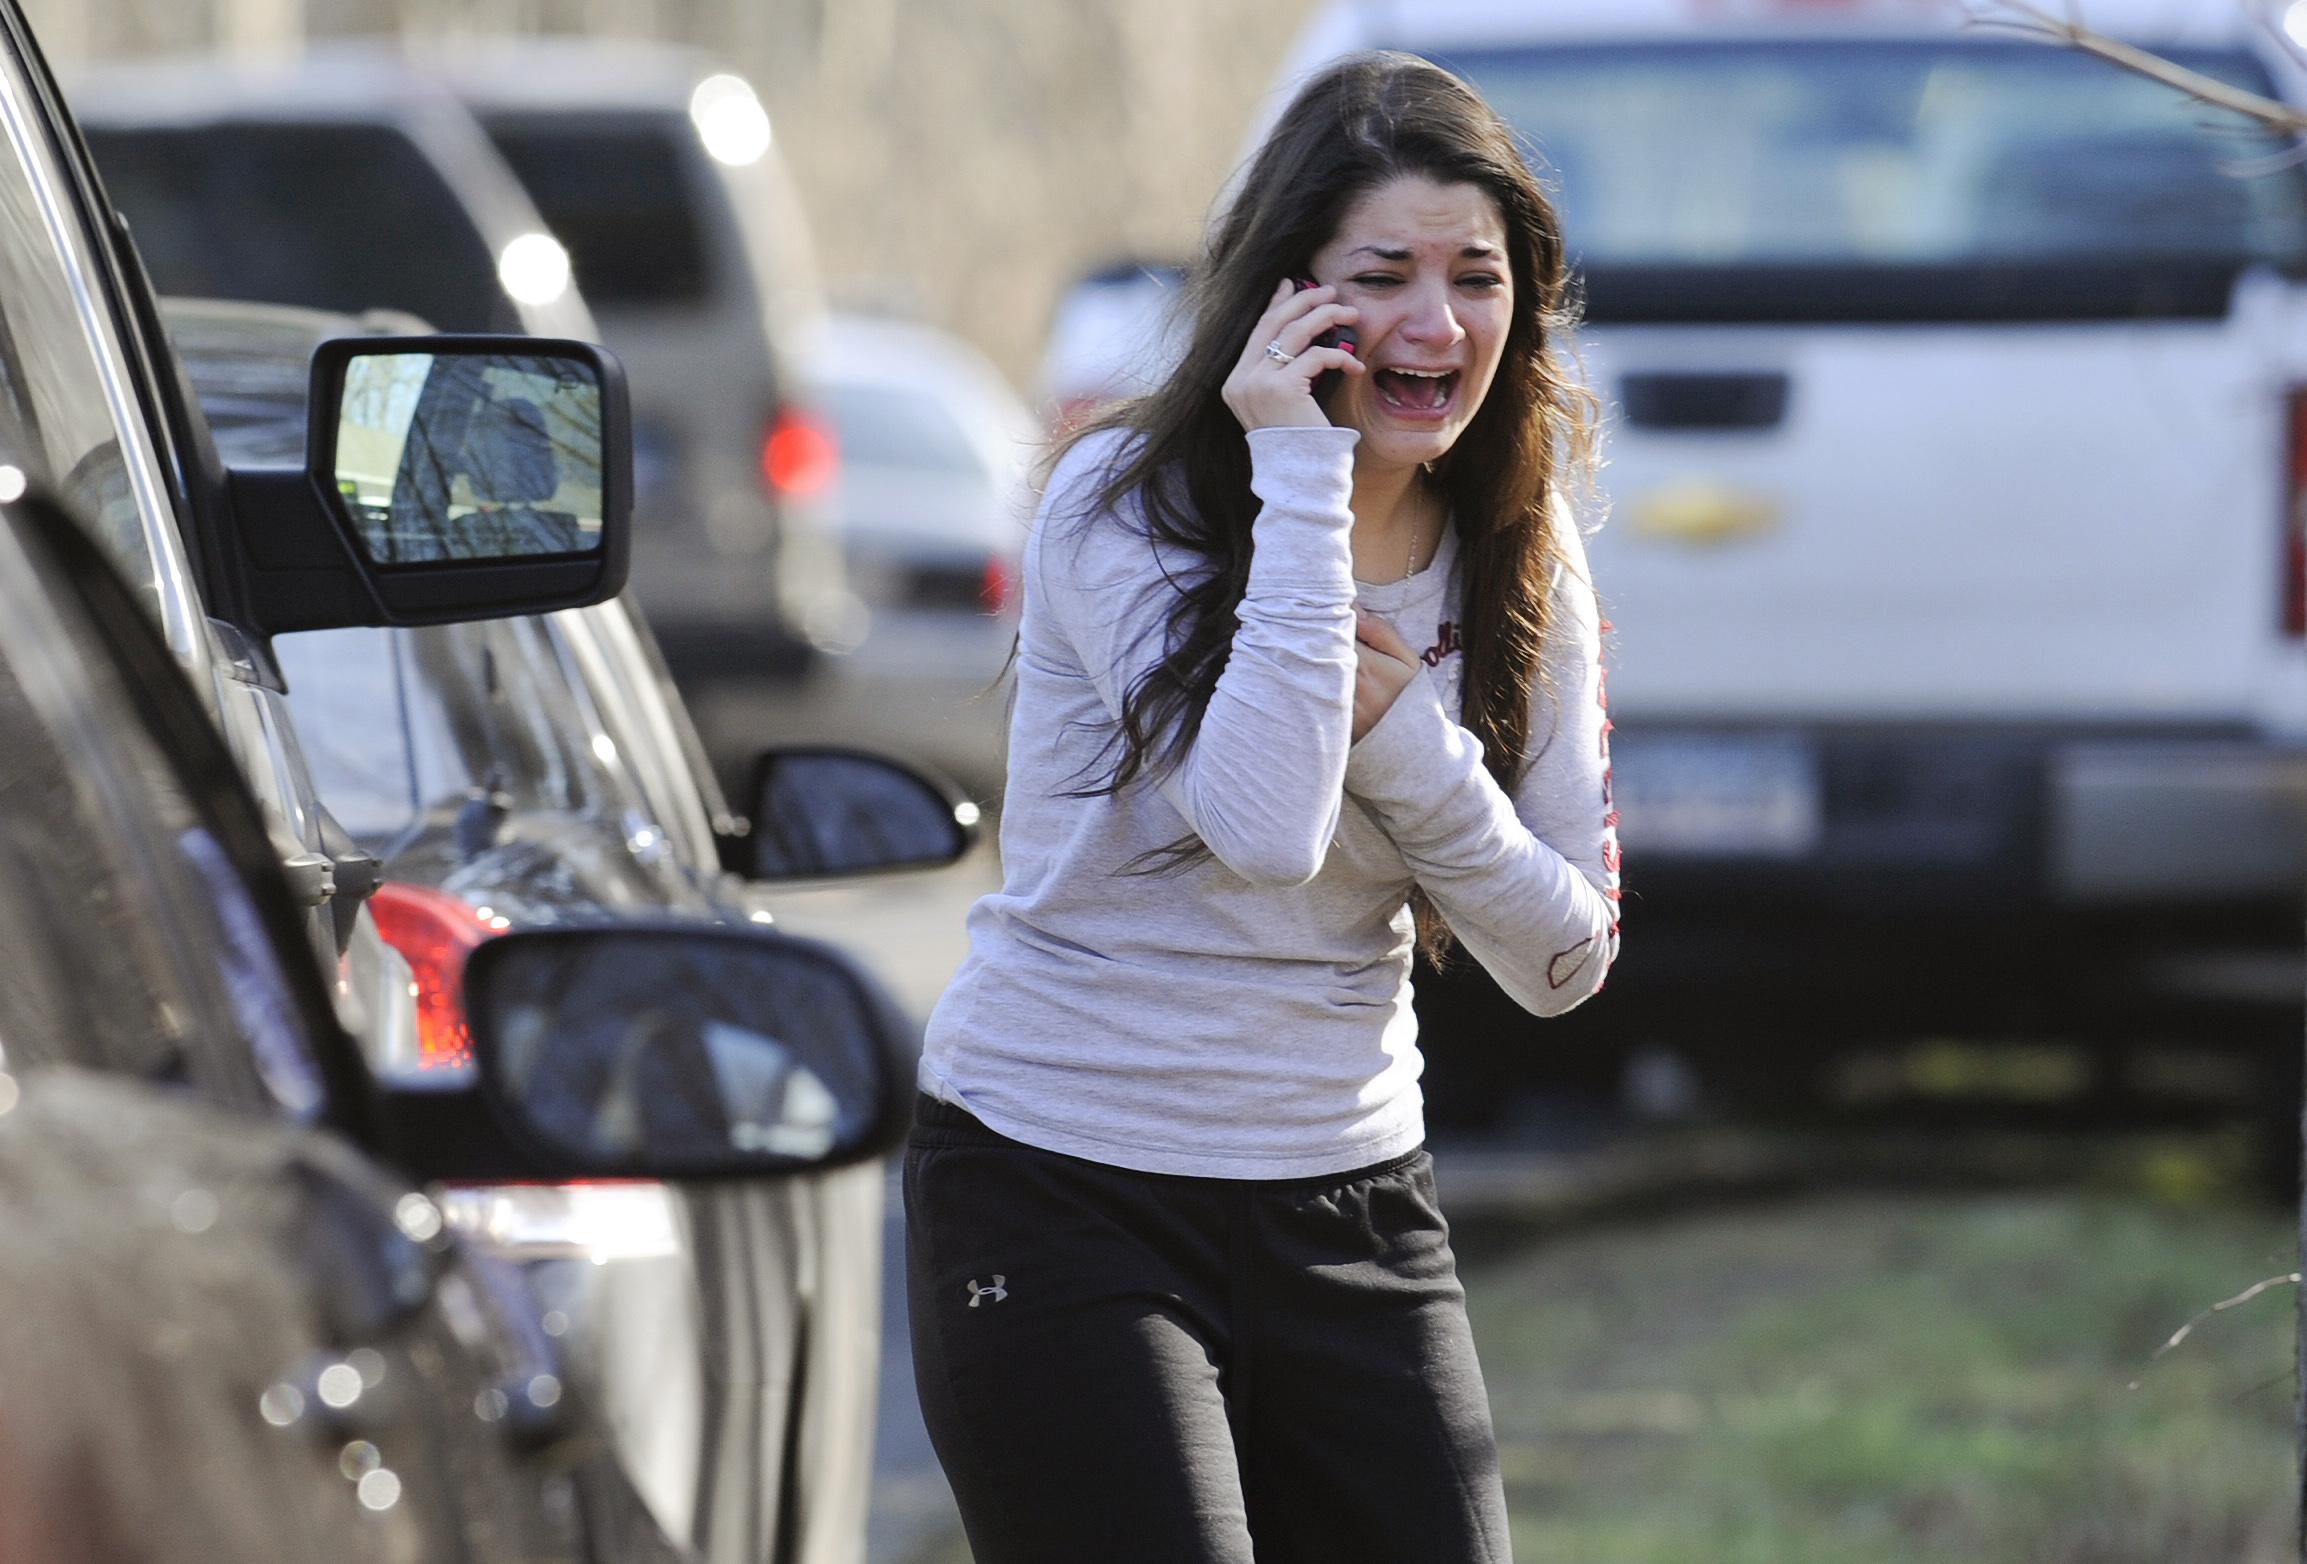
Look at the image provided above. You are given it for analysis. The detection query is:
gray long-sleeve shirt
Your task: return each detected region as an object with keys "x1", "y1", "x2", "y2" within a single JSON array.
[{"x1": 919, "y1": 425, "x2": 1618, "y2": 1178}]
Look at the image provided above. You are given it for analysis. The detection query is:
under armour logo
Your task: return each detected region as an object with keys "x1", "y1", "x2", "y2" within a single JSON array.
[{"x1": 966, "y1": 1275, "x2": 1007, "y2": 1307}]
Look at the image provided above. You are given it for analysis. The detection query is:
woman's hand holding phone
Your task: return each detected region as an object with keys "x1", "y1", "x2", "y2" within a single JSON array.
[{"x1": 1223, "y1": 279, "x2": 1362, "y2": 433}]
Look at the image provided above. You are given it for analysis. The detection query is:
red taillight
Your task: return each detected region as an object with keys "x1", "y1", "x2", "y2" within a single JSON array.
[
  {"x1": 1048, "y1": 394, "x2": 1106, "y2": 437},
  {"x1": 2285, "y1": 389, "x2": 2307, "y2": 637},
  {"x1": 368, "y1": 882, "x2": 501, "y2": 1070},
  {"x1": 761, "y1": 406, "x2": 837, "y2": 499},
  {"x1": 979, "y1": 555, "x2": 1014, "y2": 614}
]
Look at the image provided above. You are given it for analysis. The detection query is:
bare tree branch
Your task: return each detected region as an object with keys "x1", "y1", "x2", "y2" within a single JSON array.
[
  {"x1": 2152, "y1": 1272, "x2": 2302, "y2": 1358},
  {"x1": 1968, "y1": 0, "x2": 2307, "y2": 133}
]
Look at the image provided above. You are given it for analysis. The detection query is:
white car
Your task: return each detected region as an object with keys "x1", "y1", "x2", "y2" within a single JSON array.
[
  {"x1": 1267, "y1": 0, "x2": 2307, "y2": 1101},
  {"x1": 814, "y1": 312, "x2": 1036, "y2": 615},
  {"x1": 1037, "y1": 261, "x2": 1190, "y2": 427},
  {"x1": 700, "y1": 314, "x2": 1037, "y2": 799}
]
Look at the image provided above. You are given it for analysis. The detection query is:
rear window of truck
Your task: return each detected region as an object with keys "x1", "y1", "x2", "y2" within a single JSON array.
[
  {"x1": 84, "y1": 123, "x2": 516, "y2": 333},
  {"x1": 1438, "y1": 39, "x2": 2307, "y2": 322},
  {"x1": 480, "y1": 113, "x2": 712, "y2": 307}
]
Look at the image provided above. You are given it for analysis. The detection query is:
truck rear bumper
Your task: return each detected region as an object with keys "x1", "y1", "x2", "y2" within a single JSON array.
[
  {"x1": 2051, "y1": 740, "x2": 2307, "y2": 905},
  {"x1": 1614, "y1": 722, "x2": 2307, "y2": 912}
]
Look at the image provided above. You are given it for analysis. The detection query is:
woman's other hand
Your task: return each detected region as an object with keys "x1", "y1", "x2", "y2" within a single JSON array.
[
  {"x1": 1351, "y1": 609, "x2": 1418, "y2": 742},
  {"x1": 1223, "y1": 280, "x2": 1362, "y2": 433}
]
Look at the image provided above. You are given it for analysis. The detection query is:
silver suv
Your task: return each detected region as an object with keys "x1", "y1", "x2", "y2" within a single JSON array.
[{"x1": 433, "y1": 37, "x2": 854, "y2": 681}]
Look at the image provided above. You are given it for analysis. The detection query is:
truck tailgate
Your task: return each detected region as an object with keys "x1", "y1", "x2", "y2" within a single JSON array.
[{"x1": 1582, "y1": 310, "x2": 2294, "y2": 723}]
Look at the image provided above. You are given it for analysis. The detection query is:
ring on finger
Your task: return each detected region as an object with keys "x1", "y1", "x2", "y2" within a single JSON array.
[{"x1": 1263, "y1": 340, "x2": 1295, "y2": 366}]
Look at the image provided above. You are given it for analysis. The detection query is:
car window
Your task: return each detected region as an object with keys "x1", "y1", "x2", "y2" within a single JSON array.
[
  {"x1": 823, "y1": 382, "x2": 986, "y2": 478},
  {"x1": 161, "y1": 304, "x2": 320, "y2": 468},
  {"x1": 1447, "y1": 41, "x2": 2307, "y2": 271},
  {"x1": 270, "y1": 625, "x2": 422, "y2": 838},
  {"x1": 275, "y1": 616, "x2": 668, "y2": 858},
  {"x1": 0, "y1": 52, "x2": 169, "y2": 620},
  {"x1": 84, "y1": 123, "x2": 519, "y2": 332},
  {"x1": 552, "y1": 603, "x2": 720, "y2": 870},
  {"x1": 0, "y1": 514, "x2": 325, "y2": 1119},
  {"x1": 480, "y1": 113, "x2": 711, "y2": 306}
]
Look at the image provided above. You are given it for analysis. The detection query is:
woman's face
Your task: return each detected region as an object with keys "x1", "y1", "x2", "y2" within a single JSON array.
[{"x1": 1308, "y1": 175, "x2": 1513, "y2": 476}]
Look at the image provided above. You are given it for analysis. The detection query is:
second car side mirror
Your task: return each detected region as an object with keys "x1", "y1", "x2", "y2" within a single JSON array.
[
  {"x1": 373, "y1": 924, "x2": 915, "y2": 1183},
  {"x1": 735, "y1": 747, "x2": 979, "y2": 882},
  {"x1": 224, "y1": 336, "x2": 631, "y2": 634}
]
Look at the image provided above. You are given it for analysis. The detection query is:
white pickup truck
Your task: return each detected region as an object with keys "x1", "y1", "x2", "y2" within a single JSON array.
[{"x1": 1255, "y1": 0, "x2": 2307, "y2": 1102}]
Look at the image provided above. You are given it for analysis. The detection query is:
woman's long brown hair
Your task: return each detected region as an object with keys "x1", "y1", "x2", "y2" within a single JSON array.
[{"x1": 1055, "y1": 52, "x2": 1594, "y2": 955}]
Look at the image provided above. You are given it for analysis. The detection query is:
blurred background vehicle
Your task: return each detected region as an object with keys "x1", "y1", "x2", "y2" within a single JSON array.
[
  {"x1": 72, "y1": 43, "x2": 853, "y2": 702},
  {"x1": 814, "y1": 313, "x2": 1033, "y2": 631},
  {"x1": 1036, "y1": 259, "x2": 1189, "y2": 429},
  {"x1": 172, "y1": 293, "x2": 974, "y2": 1564},
  {"x1": 687, "y1": 311, "x2": 1035, "y2": 802},
  {"x1": 427, "y1": 36, "x2": 855, "y2": 684},
  {"x1": 1259, "y1": 0, "x2": 2307, "y2": 1130},
  {"x1": 74, "y1": 50, "x2": 581, "y2": 335}
]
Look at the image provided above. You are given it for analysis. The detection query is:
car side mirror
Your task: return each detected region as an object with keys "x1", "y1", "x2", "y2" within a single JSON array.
[
  {"x1": 379, "y1": 926, "x2": 913, "y2": 1183},
  {"x1": 224, "y1": 336, "x2": 631, "y2": 634},
  {"x1": 738, "y1": 747, "x2": 979, "y2": 881}
]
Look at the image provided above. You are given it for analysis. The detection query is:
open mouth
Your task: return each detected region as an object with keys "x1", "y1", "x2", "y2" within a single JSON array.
[{"x1": 1373, "y1": 367, "x2": 1459, "y2": 414}]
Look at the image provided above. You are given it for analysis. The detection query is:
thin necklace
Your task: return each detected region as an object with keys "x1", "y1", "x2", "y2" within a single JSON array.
[{"x1": 1400, "y1": 475, "x2": 1435, "y2": 583}]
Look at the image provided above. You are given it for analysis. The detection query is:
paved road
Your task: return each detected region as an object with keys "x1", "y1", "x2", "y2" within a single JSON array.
[{"x1": 747, "y1": 848, "x2": 995, "y2": 1564}]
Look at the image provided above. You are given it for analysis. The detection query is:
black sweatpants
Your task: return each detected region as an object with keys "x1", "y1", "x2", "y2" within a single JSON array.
[{"x1": 903, "y1": 1096, "x2": 1511, "y2": 1564}]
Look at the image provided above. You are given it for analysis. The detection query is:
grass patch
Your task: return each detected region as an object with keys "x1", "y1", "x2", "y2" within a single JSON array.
[{"x1": 1464, "y1": 1193, "x2": 2297, "y2": 1563}]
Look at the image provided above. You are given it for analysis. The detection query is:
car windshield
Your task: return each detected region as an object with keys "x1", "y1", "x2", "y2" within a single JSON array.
[
  {"x1": 481, "y1": 113, "x2": 711, "y2": 306},
  {"x1": 85, "y1": 123, "x2": 517, "y2": 332},
  {"x1": 1438, "y1": 39, "x2": 2307, "y2": 318}
]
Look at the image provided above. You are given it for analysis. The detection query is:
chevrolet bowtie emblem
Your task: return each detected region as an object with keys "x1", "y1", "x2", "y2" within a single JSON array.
[{"x1": 1628, "y1": 479, "x2": 1781, "y2": 545}]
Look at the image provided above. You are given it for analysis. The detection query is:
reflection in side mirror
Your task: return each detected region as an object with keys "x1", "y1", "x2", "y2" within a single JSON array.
[
  {"x1": 462, "y1": 927, "x2": 911, "y2": 1178},
  {"x1": 227, "y1": 335, "x2": 630, "y2": 634},
  {"x1": 333, "y1": 349, "x2": 604, "y2": 564},
  {"x1": 744, "y1": 748, "x2": 978, "y2": 881}
]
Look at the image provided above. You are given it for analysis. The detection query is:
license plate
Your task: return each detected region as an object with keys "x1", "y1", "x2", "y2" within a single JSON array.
[{"x1": 1612, "y1": 732, "x2": 1820, "y2": 857}]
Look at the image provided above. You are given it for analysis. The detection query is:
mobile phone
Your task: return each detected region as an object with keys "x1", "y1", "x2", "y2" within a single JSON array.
[{"x1": 1291, "y1": 277, "x2": 1357, "y2": 406}]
